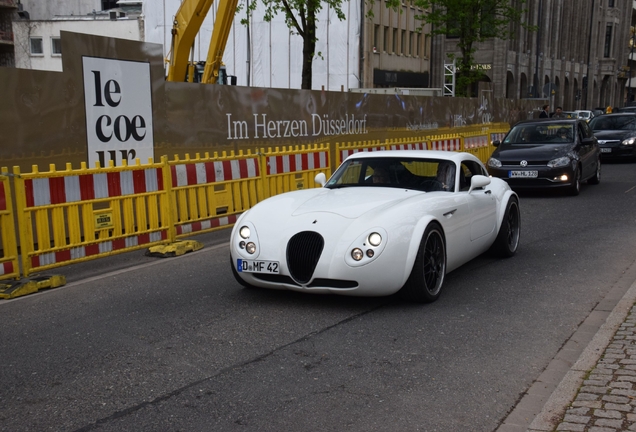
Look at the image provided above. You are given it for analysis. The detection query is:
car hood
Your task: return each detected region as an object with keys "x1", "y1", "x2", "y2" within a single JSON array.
[
  {"x1": 593, "y1": 130, "x2": 635, "y2": 141},
  {"x1": 246, "y1": 187, "x2": 428, "y2": 221},
  {"x1": 493, "y1": 143, "x2": 571, "y2": 161}
]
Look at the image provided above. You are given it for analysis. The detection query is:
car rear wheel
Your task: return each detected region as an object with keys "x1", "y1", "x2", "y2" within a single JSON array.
[
  {"x1": 568, "y1": 166, "x2": 581, "y2": 196},
  {"x1": 399, "y1": 223, "x2": 446, "y2": 303},
  {"x1": 588, "y1": 158, "x2": 601, "y2": 185},
  {"x1": 490, "y1": 196, "x2": 520, "y2": 258}
]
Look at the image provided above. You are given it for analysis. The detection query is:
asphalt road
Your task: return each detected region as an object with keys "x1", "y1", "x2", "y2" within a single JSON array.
[{"x1": 2, "y1": 161, "x2": 636, "y2": 432}]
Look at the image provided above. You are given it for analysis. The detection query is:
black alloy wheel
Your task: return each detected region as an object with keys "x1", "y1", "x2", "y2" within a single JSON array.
[
  {"x1": 399, "y1": 223, "x2": 446, "y2": 303},
  {"x1": 491, "y1": 196, "x2": 520, "y2": 257}
]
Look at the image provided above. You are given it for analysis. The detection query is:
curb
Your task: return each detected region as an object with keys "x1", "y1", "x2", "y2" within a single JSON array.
[{"x1": 497, "y1": 262, "x2": 636, "y2": 432}]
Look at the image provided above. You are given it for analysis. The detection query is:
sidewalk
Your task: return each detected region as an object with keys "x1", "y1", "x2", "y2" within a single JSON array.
[{"x1": 498, "y1": 271, "x2": 636, "y2": 432}]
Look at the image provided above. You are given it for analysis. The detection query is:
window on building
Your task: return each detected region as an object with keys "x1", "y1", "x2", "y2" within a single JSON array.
[
  {"x1": 410, "y1": 32, "x2": 414, "y2": 56},
  {"x1": 384, "y1": 26, "x2": 389, "y2": 52},
  {"x1": 51, "y1": 37, "x2": 62, "y2": 55},
  {"x1": 393, "y1": 28, "x2": 397, "y2": 53},
  {"x1": 480, "y1": 0, "x2": 497, "y2": 38},
  {"x1": 417, "y1": 33, "x2": 421, "y2": 57},
  {"x1": 30, "y1": 37, "x2": 43, "y2": 55},
  {"x1": 401, "y1": 30, "x2": 406, "y2": 54},
  {"x1": 604, "y1": 24, "x2": 612, "y2": 58},
  {"x1": 102, "y1": 0, "x2": 118, "y2": 10},
  {"x1": 608, "y1": 0, "x2": 615, "y2": 7},
  {"x1": 374, "y1": 25, "x2": 380, "y2": 52}
]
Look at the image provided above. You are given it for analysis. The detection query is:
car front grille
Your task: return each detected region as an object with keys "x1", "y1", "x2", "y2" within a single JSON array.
[{"x1": 286, "y1": 231, "x2": 324, "y2": 284}]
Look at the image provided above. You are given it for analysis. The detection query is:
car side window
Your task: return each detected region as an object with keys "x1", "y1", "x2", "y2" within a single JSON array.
[{"x1": 460, "y1": 161, "x2": 485, "y2": 191}]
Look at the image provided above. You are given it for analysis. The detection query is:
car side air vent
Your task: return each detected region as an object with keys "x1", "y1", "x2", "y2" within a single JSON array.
[{"x1": 286, "y1": 231, "x2": 324, "y2": 284}]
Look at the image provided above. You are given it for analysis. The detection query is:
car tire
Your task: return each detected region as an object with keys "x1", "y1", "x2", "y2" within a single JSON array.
[
  {"x1": 490, "y1": 196, "x2": 520, "y2": 258},
  {"x1": 588, "y1": 158, "x2": 601, "y2": 185},
  {"x1": 568, "y1": 166, "x2": 581, "y2": 196},
  {"x1": 399, "y1": 222, "x2": 446, "y2": 303},
  {"x1": 230, "y1": 255, "x2": 256, "y2": 289}
]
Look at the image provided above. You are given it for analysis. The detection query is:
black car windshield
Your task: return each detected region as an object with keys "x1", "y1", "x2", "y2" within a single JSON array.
[
  {"x1": 503, "y1": 123, "x2": 574, "y2": 144},
  {"x1": 589, "y1": 115, "x2": 636, "y2": 131},
  {"x1": 325, "y1": 157, "x2": 457, "y2": 192}
]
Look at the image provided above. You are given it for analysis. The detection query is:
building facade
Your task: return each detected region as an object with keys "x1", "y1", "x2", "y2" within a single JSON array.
[{"x1": 430, "y1": 0, "x2": 632, "y2": 110}]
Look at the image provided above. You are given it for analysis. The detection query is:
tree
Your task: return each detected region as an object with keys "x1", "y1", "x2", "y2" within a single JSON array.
[
  {"x1": 388, "y1": 0, "x2": 531, "y2": 97},
  {"x1": 241, "y1": 0, "x2": 345, "y2": 90}
]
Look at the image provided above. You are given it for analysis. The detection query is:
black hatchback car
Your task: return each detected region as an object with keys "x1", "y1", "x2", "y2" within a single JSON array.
[
  {"x1": 588, "y1": 113, "x2": 636, "y2": 160},
  {"x1": 487, "y1": 119, "x2": 601, "y2": 195}
]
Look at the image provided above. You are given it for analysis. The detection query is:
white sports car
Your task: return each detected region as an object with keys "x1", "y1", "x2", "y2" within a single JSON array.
[{"x1": 230, "y1": 150, "x2": 520, "y2": 302}]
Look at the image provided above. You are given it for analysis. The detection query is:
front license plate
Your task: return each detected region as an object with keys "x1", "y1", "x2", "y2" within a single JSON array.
[
  {"x1": 601, "y1": 148, "x2": 612, "y2": 153},
  {"x1": 237, "y1": 259, "x2": 280, "y2": 274},
  {"x1": 509, "y1": 170, "x2": 538, "y2": 178}
]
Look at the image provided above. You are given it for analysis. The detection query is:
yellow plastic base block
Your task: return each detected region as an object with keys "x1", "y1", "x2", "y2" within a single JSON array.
[
  {"x1": 145, "y1": 240, "x2": 204, "y2": 258},
  {"x1": 0, "y1": 275, "x2": 67, "y2": 300}
]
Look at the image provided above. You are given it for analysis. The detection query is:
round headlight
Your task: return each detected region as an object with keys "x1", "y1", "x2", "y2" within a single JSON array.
[
  {"x1": 239, "y1": 241, "x2": 246, "y2": 249},
  {"x1": 239, "y1": 226, "x2": 251, "y2": 239},
  {"x1": 246, "y1": 242, "x2": 256, "y2": 254},
  {"x1": 351, "y1": 248, "x2": 363, "y2": 261},
  {"x1": 368, "y1": 232, "x2": 382, "y2": 247},
  {"x1": 366, "y1": 249, "x2": 375, "y2": 258}
]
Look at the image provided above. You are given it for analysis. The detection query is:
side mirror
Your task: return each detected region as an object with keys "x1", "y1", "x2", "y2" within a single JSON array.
[
  {"x1": 468, "y1": 175, "x2": 491, "y2": 193},
  {"x1": 492, "y1": 140, "x2": 501, "y2": 148},
  {"x1": 314, "y1": 172, "x2": 327, "y2": 187}
]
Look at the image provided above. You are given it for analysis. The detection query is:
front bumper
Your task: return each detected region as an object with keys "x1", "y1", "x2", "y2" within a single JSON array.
[{"x1": 487, "y1": 165, "x2": 576, "y2": 190}]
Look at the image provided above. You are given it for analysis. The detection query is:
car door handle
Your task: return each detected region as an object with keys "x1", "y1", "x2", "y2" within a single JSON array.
[
  {"x1": 443, "y1": 209, "x2": 457, "y2": 217},
  {"x1": 485, "y1": 190, "x2": 492, "y2": 194}
]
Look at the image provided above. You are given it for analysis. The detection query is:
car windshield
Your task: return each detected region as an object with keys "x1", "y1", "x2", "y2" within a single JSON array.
[
  {"x1": 589, "y1": 115, "x2": 636, "y2": 131},
  {"x1": 503, "y1": 123, "x2": 574, "y2": 144},
  {"x1": 325, "y1": 157, "x2": 457, "y2": 192}
]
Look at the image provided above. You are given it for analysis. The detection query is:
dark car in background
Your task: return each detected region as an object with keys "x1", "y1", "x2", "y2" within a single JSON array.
[
  {"x1": 487, "y1": 119, "x2": 601, "y2": 196},
  {"x1": 588, "y1": 113, "x2": 636, "y2": 160}
]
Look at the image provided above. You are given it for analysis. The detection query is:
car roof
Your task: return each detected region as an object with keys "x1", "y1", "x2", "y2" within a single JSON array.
[
  {"x1": 514, "y1": 118, "x2": 579, "y2": 126},
  {"x1": 591, "y1": 113, "x2": 636, "y2": 118},
  {"x1": 345, "y1": 150, "x2": 481, "y2": 165}
]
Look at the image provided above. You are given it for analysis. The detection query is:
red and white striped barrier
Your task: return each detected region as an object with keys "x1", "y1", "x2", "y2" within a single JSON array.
[
  {"x1": 30, "y1": 231, "x2": 168, "y2": 268},
  {"x1": 429, "y1": 138, "x2": 462, "y2": 151},
  {"x1": 0, "y1": 181, "x2": 6, "y2": 212},
  {"x1": 171, "y1": 159, "x2": 260, "y2": 187},
  {"x1": 267, "y1": 152, "x2": 328, "y2": 175},
  {"x1": 176, "y1": 214, "x2": 239, "y2": 235},
  {"x1": 0, "y1": 261, "x2": 13, "y2": 276},
  {"x1": 25, "y1": 169, "x2": 164, "y2": 207},
  {"x1": 340, "y1": 146, "x2": 386, "y2": 162},
  {"x1": 388, "y1": 142, "x2": 428, "y2": 151},
  {"x1": 490, "y1": 133, "x2": 506, "y2": 143},
  {"x1": 464, "y1": 136, "x2": 489, "y2": 149}
]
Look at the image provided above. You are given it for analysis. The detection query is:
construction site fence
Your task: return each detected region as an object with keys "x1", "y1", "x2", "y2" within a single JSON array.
[{"x1": 0, "y1": 123, "x2": 510, "y2": 281}]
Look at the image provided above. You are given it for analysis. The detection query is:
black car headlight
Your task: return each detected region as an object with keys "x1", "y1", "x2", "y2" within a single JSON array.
[
  {"x1": 487, "y1": 158, "x2": 502, "y2": 168},
  {"x1": 547, "y1": 156, "x2": 571, "y2": 168},
  {"x1": 622, "y1": 137, "x2": 636, "y2": 145}
]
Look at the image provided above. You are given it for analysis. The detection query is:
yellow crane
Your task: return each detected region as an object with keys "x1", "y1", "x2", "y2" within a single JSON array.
[{"x1": 166, "y1": 0, "x2": 238, "y2": 84}]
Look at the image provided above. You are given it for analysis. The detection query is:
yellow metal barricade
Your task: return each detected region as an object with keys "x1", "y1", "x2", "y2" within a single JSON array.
[
  {"x1": 261, "y1": 144, "x2": 330, "y2": 197},
  {"x1": 336, "y1": 140, "x2": 384, "y2": 166},
  {"x1": 169, "y1": 150, "x2": 264, "y2": 238},
  {"x1": 0, "y1": 169, "x2": 19, "y2": 280},
  {"x1": 428, "y1": 134, "x2": 463, "y2": 152},
  {"x1": 461, "y1": 131, "x2": 491, "y2": 164},
  {"x1": 13, "y1": 158, "x2": 172, "y2": 277}
]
